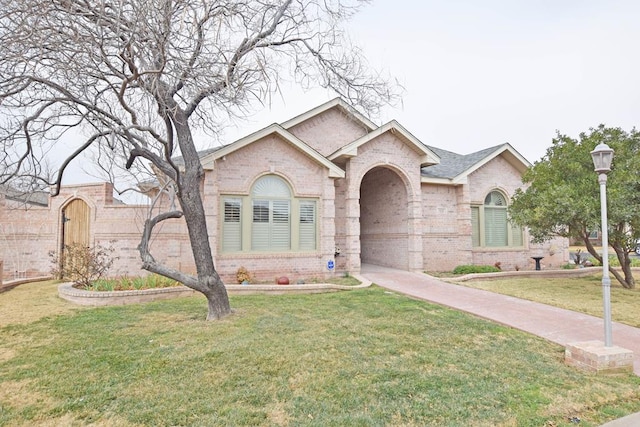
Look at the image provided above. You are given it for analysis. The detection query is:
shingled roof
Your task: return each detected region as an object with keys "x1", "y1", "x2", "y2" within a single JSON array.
[
  {"x1": 421, "y1": 145, "x2": 505, "y2": 179},
  {"x1": 0, "y1": 184, "x2": 49, "y2": 206}
]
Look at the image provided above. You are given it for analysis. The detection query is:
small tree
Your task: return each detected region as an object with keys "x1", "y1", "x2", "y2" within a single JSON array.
[
  {"x1": 509, "y1": 125, "x2": 640, "y2": 289},
  {"x1": 50, "y1": 243, "x2": 117, "y2": 288},
  {"x1": 0, "y1": 0, "x2": 398, "y2": 319}
]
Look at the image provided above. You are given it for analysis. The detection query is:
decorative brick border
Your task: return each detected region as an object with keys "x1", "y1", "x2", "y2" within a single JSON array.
[
  {"x1": 448, "y1": 267, "x2": 604, "y2": 282},
  {"x1": 1, "y1": 276, "x2": 52, "y2": 294},
  {"x1": 58, "y1": 275, "x2": 371, "y2": 306}
]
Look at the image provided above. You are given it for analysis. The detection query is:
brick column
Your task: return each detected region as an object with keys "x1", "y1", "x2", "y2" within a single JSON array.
[
  {"x1": 406, "y1": 198, "x2": 424, "y2": 272},
  {"x1": 344, "y1": 196, "x2": 361, "y2": 273}
]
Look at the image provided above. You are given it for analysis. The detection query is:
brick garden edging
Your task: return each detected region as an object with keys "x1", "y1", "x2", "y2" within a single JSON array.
[
  {"x1": 58, "y1": 275, "x2": 371, "y2": 306},
  {"x1": 448, "y1": 267, "x2": 602, "y2": 282},
  {"x1": 1, "y1": 276, "x2": 52, "y2": 294}
]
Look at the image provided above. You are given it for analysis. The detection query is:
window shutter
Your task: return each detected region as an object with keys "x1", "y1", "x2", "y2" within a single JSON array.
[
  {"x1": 222, "y1": 198, "x2": 242, "y2": 252},
  {"x1": 299, "y1": 201, "x2": 316, "y2": 250},
  {"x1": 511, "y1": 223, "x2": 523, "y2": 247},
  {"x1": 471, "y1": 206, "x2": 480, "y2": 247},
  {"x1": 271, "y1": 200, "x2": 290, "y2": 250},
  {"x1": 252, "y1": 200, "x2": 270, "y2": 250},
  {"x1": 485, "y1": 207, "x2": 508, "y2": 247}
]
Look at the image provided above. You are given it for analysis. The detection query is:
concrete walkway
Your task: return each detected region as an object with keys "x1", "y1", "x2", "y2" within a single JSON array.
[{"x1": 359, "y1": 264, "x2": 640, "y2": 427}]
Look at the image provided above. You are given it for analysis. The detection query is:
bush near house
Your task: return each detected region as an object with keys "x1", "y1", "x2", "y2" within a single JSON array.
[
  {"x1": 49, "y1": 243, "x2": 116, "y2": 288},
  {"x1": 453, "y1": 265, "x2": 502, "y2": 275}
]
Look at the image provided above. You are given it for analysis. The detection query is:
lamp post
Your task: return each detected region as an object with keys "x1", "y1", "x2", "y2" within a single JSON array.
[{"x1": 590, "y1": 142, "x2": 614, "y2": 347}]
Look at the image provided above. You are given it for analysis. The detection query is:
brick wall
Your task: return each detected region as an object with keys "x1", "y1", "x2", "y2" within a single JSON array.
[
  {"x1": 0, "y1": 107, "x2": 569, "y2": 282},
  {"x1": 0, "y1": 183, "x2": 195, "y2": 280},
  {"x1": 360, "y1": 167, "x2": 409, "y2": 269},
  {"x1": 211, "y1": 133, "x2": 338, "y2": 282},
  {"x1": 341, "y1": 131, "x2": 425, "y2": 272},
  {"x1": 287, "y1": 108, "x2": 369, "y2": 157}
]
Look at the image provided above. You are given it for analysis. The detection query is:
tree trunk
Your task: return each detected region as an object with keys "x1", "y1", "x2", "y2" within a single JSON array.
[
  {"x1": 583, "y1": 236, "x2": 635, "y2": 289},
  {"x1": 173, "y1": 115, "x2": 231, "y2": 319},
  {"x1": 613, "y1": 244, "x2": 635, "y2": 289}
]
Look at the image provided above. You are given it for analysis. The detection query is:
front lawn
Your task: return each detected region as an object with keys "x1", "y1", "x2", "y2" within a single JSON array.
[
  {"x1": 1, "y1": 280, "x2": 640, "y2": 426},
  {"x1": 457, "y1": 273, "x2": 640, "y2": 328}
]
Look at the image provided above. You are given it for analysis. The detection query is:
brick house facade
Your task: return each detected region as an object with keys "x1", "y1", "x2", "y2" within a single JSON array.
[{"x1": 0, "y1": 99, "x2": 568, "y2": 282}]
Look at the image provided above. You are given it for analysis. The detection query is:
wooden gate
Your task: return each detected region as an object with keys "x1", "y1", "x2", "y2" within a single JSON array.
[
  {"x1": 60, "y1": 199, "x2": 90, "y2": 275},
  {"x1": 62, "y1": 199, "x2": 90, "y2": 247}
]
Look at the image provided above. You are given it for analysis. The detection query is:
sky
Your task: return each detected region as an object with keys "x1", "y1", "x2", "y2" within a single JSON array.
[
  {"x1": 221, "y1": 0, "x2": 640, "y2": 166},
  {"x1": 65, "y1": 0, "x2": 640, "y2": 183}
]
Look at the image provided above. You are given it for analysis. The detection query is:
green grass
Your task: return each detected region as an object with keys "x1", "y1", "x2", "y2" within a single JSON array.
[
  {"x1": 457, "y1": 273, "x2": 640, "y2": 328},
  {"x1": 1, "y1": 282, "x2": 640, "y2": 426}
]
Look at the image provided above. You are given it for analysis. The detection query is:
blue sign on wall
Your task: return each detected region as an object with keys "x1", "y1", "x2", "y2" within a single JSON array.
[{"x1": 327, "y1": 260, "x2": 335, "y2": 271}]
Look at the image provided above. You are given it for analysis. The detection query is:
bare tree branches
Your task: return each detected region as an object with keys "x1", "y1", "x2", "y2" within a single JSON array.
[{"x1": 0, "y1": 0, "x2": 398, "y2": 319}]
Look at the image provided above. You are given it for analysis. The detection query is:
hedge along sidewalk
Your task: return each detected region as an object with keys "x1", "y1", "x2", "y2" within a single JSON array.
[
  {"x1": 57, "y1": 275, "x2": 372, "y2": 306},
  {"x1": 449, "y1": 267, "x2": 602, "y2": 282}
]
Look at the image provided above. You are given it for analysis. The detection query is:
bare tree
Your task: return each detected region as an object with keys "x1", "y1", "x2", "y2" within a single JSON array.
[{"x1": 0, "y1": 0, "x2": 397, "y2": 319}]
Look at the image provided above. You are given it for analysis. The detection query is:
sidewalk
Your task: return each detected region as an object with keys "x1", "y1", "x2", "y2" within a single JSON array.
[{"x1": 359, "y1": 264, "x2": 640, "y2": 427}]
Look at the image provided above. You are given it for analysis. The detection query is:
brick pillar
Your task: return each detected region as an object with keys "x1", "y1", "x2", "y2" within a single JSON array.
[{"x1": 344, "y1": 196, "x2": 361, "y2": 274}]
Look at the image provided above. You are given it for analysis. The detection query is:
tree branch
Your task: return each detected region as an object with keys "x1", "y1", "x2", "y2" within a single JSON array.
[{"x1": 138, "y1": 210, "x2": 200, "y2": 290}]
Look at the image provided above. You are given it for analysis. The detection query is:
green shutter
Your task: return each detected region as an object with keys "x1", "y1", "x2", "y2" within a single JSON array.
[
  {"x1": 299, "y1": 201, "x2": 316, "y2": 250},
  {"x1": 222, "y1": 198, "x2": 242, "y2": 252},
  {"x1": 485, "y1": 207, "x2": 508, "y2": 247},
  {"x1": 511, "y1": 223, "x2": 523, "y2": 247},
  {"x1": 471, "y1": 206, "x2": 480, "y2": 247}
]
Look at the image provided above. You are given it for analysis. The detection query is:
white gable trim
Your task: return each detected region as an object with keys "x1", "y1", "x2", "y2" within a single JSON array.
[
  {"x1": 453, "y1": 143, "x2": 530, "y2": 182},
  {"x1": 420, "y1": 143, "x2": 530, "y2": 186},
  {"x1": 328, "y1": 120, "x2": 440, "y2": 167},
  {"x1": 281, "y1": 97, "x2": 378, "y2": 132},
  {"x1": 200, "y1": 124, "x2": 345, "y2": 178}
]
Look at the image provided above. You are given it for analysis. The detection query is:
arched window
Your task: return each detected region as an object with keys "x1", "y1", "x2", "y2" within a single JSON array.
[
  {"x1": 251, "y1": 175, "x2": 291, "y2": 251},
  {"x1": 471, "y1": 190, "x2": 523, "y2": 248},
  {"x1": 221, "y1": 175, "x2": 317, "y2": 253}
]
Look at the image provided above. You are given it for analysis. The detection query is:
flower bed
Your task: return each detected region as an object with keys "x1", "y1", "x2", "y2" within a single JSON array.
[{"x1": 58, "y1": 275, "x2": 371, "y2": 306}]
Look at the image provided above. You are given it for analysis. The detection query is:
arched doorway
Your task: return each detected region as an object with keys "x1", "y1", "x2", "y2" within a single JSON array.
[
  {"x1": 60, "y1": 199, "x2": 90, "y2": 270},
  {"x1": 359, "y1": 167, "x2": 409, "y2": 269}
]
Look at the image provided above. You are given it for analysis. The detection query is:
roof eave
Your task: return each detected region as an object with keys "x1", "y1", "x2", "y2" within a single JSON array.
[
  {"x1": 421, "y1": 176, "x2": 465, "y2": 186},
  {"x1": 202, "y1": 123, "x2": 345, "y2": 179}
]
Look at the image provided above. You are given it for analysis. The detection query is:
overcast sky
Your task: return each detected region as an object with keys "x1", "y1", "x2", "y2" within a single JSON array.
[
  {"x1": 222, "y1": 0, "x2": 640, "y2": 166},
  {"x1": 66, "y1": 0, "x2": 640, "y2": 183}
]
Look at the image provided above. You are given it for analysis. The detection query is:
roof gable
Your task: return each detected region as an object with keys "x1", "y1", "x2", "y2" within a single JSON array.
[
  {"x1": 421, "y1": 143, "x2": 530, "y2": 185},
  {"x1": 328, "y1": 120, "x2": 440, "y2": 167},
  {"x1": 200, "y1": 124, "x2": 345, "y2": 178},
  {"x1": 281, "y1": 97, "x2": 378, "y2": 132}
]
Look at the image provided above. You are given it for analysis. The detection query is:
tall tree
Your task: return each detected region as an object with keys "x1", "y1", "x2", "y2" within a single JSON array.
[
  {"x1": 509, "y1": 125, "x2": 640, "y2": 289},
  {"x1": 0, "y1": 0, "x2": 397, "y2": 319}
]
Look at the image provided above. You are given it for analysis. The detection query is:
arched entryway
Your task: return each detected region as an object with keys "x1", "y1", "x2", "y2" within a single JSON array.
[
  {"x1": 359, "y1": 167, "x2": 409, "y2": 269},
  {"x1": 60, "y1": 198, "x2": 90, "y2": 270}
]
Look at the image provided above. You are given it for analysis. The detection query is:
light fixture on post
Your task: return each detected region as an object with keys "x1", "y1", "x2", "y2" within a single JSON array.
[
  {"x1": 590, "y1": 142, "x2": 614, "y2": 347},
  {"x1": 564, "y1": 141, "x2": 632, "y2": 373}
]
